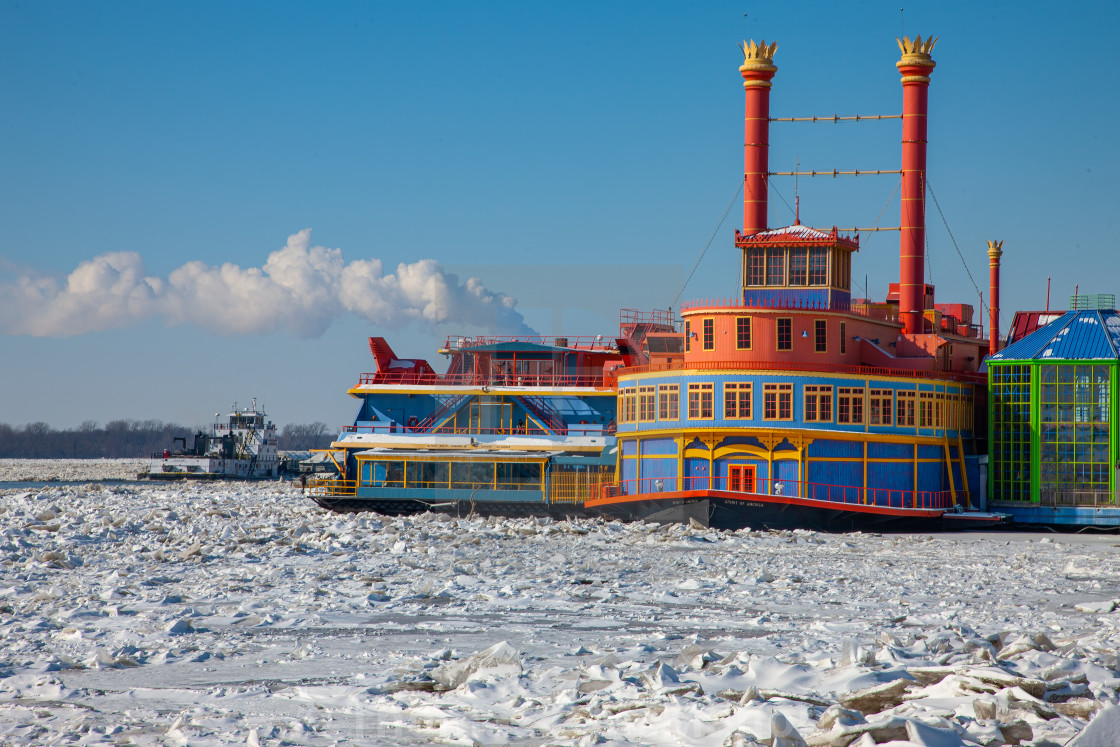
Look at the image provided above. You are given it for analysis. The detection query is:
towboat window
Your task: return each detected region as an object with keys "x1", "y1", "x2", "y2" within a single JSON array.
[
  {"x1": 684, "y1": 321, "x2": 691, "y2": 352},
  {"x1": 814, "y1": 320, "x2": 827, "y2": 353},
  {"x1": 839, "y1": 322, "x2": 846, "y2": 354},
  {"x1": 702, "y1": 318, "x2": 715, "y2": 351}
]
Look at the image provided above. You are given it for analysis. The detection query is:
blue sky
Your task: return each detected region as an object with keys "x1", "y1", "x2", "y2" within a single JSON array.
[{"x1": 2, "y1": 0, "x2": 1118, "y2": 429}]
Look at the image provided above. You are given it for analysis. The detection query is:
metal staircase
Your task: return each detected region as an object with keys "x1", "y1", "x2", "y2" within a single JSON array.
[
  {"x1": 412, "y1": 393, "x2": 471, "y2": 432},
  {"x1": 517, "y1": 396, "x2": 568, "y2": 435}
]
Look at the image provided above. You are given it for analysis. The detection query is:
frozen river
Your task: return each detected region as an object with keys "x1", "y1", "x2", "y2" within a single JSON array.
[{"x1": 0, "y1": 460, "x2": 1118, "y2": 745}]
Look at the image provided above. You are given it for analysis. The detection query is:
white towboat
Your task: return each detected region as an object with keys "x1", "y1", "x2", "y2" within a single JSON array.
[{"x1": 143, "y1": 399, "x2": 280, "y2": 480}]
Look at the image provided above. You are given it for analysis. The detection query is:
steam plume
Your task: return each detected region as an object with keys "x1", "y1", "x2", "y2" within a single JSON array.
[{"x1": 0, "y1": 230, "x2": 533, "y2": 338}]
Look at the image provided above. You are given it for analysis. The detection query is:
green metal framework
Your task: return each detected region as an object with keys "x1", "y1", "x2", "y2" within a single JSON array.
[{"x1": 989, "y1": 359, "x2": 1119, "y2": 505}]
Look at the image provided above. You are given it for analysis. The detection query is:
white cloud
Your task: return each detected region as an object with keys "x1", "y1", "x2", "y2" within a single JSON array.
[{"x1": 0, "y1": 229, "x2": 533, "y2": 338}]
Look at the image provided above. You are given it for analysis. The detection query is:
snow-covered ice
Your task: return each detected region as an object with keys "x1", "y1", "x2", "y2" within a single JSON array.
[
  {"x1": 0, "y1": 458, "x2": 147, "y2": 482},
  {"x1": 1, "y1": 467, "x2": 1119, "y2": 745}
]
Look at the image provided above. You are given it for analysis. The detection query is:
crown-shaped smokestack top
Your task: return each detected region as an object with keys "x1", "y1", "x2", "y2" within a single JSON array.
[
  {"x1": 739, "y1": 39, "x2": 778, "y2": 83},
  {"x1": 896, "y1": 35, "x2": 937, "y2": 74}
]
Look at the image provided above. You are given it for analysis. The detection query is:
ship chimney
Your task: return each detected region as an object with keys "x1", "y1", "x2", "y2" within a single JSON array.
[
  {"x1": 740, "y1": 40, "x2": 778, "y2": 236},
  {"x1": 987, "y1": 240, "x2": 1004, "y2": 354},
  {"x1": 896, "y1": 35, "x2": 937, "y2": 335}
]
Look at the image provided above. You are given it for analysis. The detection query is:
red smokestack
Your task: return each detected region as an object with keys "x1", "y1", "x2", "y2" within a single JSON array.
[
  {"x1": 988, "y1": 240, "x2": 1004, "y2": 354},
  {"x1": 740, "y1": 40, "x2": 778, "y2": 236},
  {"x1": 896, "y1": 35, "x2": 937, "y2": 335}
]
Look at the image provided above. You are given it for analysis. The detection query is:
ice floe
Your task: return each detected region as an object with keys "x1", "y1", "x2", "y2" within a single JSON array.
[{"x1": 0, "y1": 469, "x2": 1117, "y2": 744}]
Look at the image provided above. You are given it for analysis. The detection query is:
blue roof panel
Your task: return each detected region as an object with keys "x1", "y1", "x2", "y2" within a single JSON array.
[{"x1": 991, "y1": 310, "x2": 1120, "y2": 362}]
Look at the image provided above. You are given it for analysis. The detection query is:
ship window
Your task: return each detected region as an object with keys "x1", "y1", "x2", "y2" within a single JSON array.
[
  {"x1": 496, "y1": 461, "x2": 542, "y2": 490},
  {"x1": 638, "y1": 385, "x2": 656, "y2": 422},
  {"x1": 736, "y1": 317, "x2": 751, "y2": 349},
  {"x1": 869, "y1": 389, "x2": 893, "y2": 425},
  {"x1": 839, "y1": 322, "x2": 846, "y2": 354},
  {"x1": 763, "y1": 383, "x2": 793, "y2": 420},
  {"x1": 897, "y1": 390, "x2": 916, "y2": 427},
  {"x1": 724, "y1": 382, "x2": 752, "y2": 419},
  {"x1": 766, "y1": 249, "x2": 786, "y2": 286},
  {"x1": 919, "y1": 392, "x2": 935, "y2": 427},
  {"x1": 409, "y1": 461, "x2": 450, "y2": 489},
  {"x1": 450, "y1": 461, "x2": 494, "y2": 489},
  {"x1": 658, "y1": 384, "x2": 679, "y2": 421},
  {"x1": 688, "y1": 383, "x2": 714, "y2": 420},
  {"x1": 789, "y1": 249, "x2": 808, "y2": 286},
  {"x1": 804, "y1": 385, "x2": 832, "y2": 422},
  {"x1": 746, "y1": 249, "x2": 765, "y2": 286},
  {"x1": 837, "y1": 387, "x2": 865, "y2": 424},
  {"x1": 776, "y1": 318, "x2": 792, "y2": 350},
  {"x1": 809, "y1": 248, "x2": 828, "y2": 285},
  {"x1": 702, "y1": 318, "x2": 715, "y2": 351},
  {"x1": 814, "y1": 320, "x2": 827, "y2": 352},
  {"x1": 370, "y1": 460, "x2": 405, "y2": 488},
  {"x1": 619, "y1": 388, "x2": 637, "y2": 423},
  {"x1": 685, "y1": 321, "x2": 691, "y2": 352}
]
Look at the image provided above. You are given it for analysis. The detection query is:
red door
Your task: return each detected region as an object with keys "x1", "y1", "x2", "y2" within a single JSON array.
[{"x1": 729, "y1": 465, "x2": 756, "y2": 493}]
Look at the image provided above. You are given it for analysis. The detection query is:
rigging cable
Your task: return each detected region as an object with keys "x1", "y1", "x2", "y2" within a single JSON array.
[
  {"x1": 857, "y1": 177, "x2": 901, "y2": 298},
  {"x1": 768, "y1": 181, "x2": 796, "y2": 223},
  {"x1": 926, "y1": 179, "x2": 987, "y2": 315},
  {"x1": 669, "y1": 180, "x2": 743, "y2": 310},
  {"x1": 862, "y1": 177, "x2": 902, "y2": 243}
]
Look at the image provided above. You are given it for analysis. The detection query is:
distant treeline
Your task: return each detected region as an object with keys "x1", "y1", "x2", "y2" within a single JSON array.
[{"x1": 0, "y1": 420, "x2": 334, "y2": 458}]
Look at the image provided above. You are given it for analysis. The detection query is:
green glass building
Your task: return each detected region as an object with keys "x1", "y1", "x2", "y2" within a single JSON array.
[{"x1": 987, "y1": 307, "x2": 1120, "y2": 526}]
